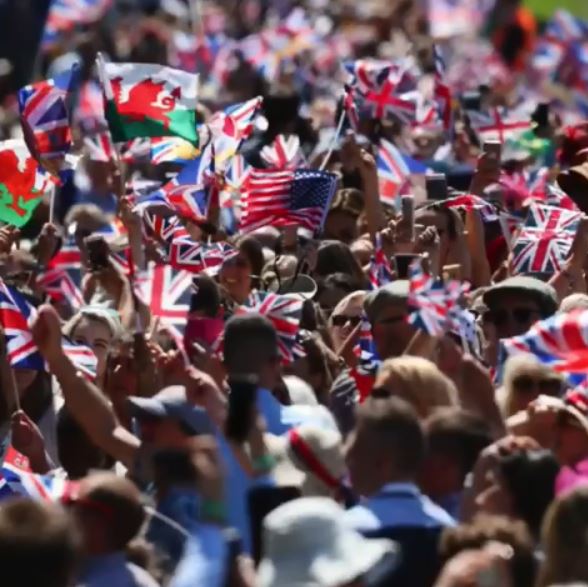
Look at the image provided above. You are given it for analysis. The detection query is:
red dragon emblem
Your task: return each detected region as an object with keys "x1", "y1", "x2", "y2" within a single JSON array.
[
  {"x1": 0, "y1": 150, "x2": 39, "y2": 219},
  {"x1": 111, "y1": 77, "x2": 182, "y2": 131}
]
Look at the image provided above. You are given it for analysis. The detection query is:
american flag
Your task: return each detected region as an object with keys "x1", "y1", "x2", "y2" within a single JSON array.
[
  {"x1": 408, "y1": 260, "x2": 468, "y2": 337},
  {"x1": 0, "y1": 447, "x2": 77, "y2": 503},
  {"x1": 134, "y1": 263, "x2": 193, "y2": 340},
  {"x1": 37, "y1": 239, "x2": 83, "y2": 311},
  {"x1": 260, "y1": 135, "x2": 306, "y2": 169},
  {"x1": 209, "y1": 96, "x2": 263, "y2": 169},
  {"x1": 240, "y1": 168, "x2": 337, "y2": 234},
  {"x1": 368, "y1": 233, "x2": 394, "y2": 289},
  {"x1": 236, "y1": 292, "x2": 304, "y2": 363},
  {"x1": 83, "y1": 131, "x2": 115, "y2": 163},
  {"x1": 169, "y1": 239, "x2": 237, "y2": 274},
  {"x1": 500, "y1": 309, "x2": 588, "y2": 387},
  {"x1": 511, "y1": 203, "x2": 581, "y2": 275},
  {"x1": 376, "y1": 139, "x2": 412, "y2": 208},
  {"x1": 18, "y1": 65, "x2": 78, "y2": 161}
]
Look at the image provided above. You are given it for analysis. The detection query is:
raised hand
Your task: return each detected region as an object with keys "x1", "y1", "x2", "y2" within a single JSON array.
[{"x1": 30, "y1": 304, "x2": 63, "y2": 364}]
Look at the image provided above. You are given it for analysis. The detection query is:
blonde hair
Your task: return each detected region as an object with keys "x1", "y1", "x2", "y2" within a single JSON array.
[
  {"x1": 330, "y1": 290, "x2": 366, "y2": 322},
  {"x1": 502, "y1": 354, "x2": 563, "y2": 418},
  {"x1": 538, "y1": 486, "x2": 588, "y2": 587},
  {"x1": 375, "y1": 356, "x2": 458, "y2": 418}
]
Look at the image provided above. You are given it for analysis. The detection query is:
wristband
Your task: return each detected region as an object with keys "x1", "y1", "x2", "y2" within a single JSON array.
[
  {"x1": 200, "y1": 499, "x2": 227, "y2": 524},
  {"x1": 252, "y1": 453, "x2": 277, "y2": 473}
]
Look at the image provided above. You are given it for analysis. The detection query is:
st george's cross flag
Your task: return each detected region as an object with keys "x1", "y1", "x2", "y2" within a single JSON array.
[
  {"x1": 511, "y1": 203, "x2": 582, "y2": 275},
  {"x1": 97, "y1": 55, "x2": 199, "y2": 144},
  {"x1": 240, "y1": 168, "x2": 337, "y2": 235}
]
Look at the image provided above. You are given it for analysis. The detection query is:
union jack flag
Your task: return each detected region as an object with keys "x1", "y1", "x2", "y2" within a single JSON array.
[
  {"x1": 210, "y1": 96, "x2": 262, "y2": 169},
  {"x1": 356, "y1": 313, "x2": 380, "y2": 375},
  {"x1": 240, "y1": 168, "x2": 337, "y2": 234},
  {"x1": 150, "y1": 137, "x2": 200, "y2": 165},
  {"x1": 343, "y1": 84, "x2": 360, "y2": 131},
  {"x1": 236, "y1": 292, "x2": 304, "y2": 363},
  {"x1": 260, "y1": 135, "x2": 306, "y2": 169},
  {"x1": 18, "y1": 65, "x2": 78, "y2": 162},
  {"x1": 37, "y1": 239, "x2": 83, "y2": 311},
  {"x1": 134, "y1": 263, "x2": 193, "y2": 340},
  {"x1": 368, "y1": 233, "x2": 394, "y2": 289},
  {"x1": 169, "y1": 239, "x2": 237, "y2": 274},
  {"x1": 83, "y1": 131, "x2": 115, "y2": 162},
  {"x1": 62, "y1": 338, "x2": 98, "y2": 381},
  {"x1": 467, "y1": 107, "x2": 531, "y2": 144},
  {"x1": 442, "y1": 194, "x2": 499, "y2": 222},
  {"x1": 500, "y1": 309, "x2": 588, "y2": 387},
  {"x1": 0, "y1": 447, "x2": 77, "y2": 503},
  {"x1": 376, "y1": 139, "x2": 412, "y2": 207},
  {"x1": 511, "y1": 203, "x2": 581, "y2": 275},
  {"x1": 0, "y1": 281, "x2": 44, "y2": 370},
  {"x1": 74, "y1": 80, "x2": 106, "y2": 133},
  {"x1": 135, "y1": 150, "x2": 213, "y2": 223},
  {"x1": 142, "y1": 212, "x2": 189, "y2": 248},
  {"x1": 408, "y1": 260, "x2": 468, "y2": 337}
]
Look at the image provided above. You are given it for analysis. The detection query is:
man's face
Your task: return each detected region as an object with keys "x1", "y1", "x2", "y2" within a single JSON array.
[
  {"x1": 371, "y1": 302, "x2": 416, "y2": 359},
  {"x1": 482, "y1": 292, "x2": 543, "y2": 339},
  {"x1": 323, "y1": 210, "x2": 358, "y2": 244}
]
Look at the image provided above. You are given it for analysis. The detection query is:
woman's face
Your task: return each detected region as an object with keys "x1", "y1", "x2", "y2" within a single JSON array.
[
  {"x1": 219, "y1": 253, "x2": 253, "y2": 304},
  {"x1": 71, "y1": 316, "x2": 112, "y2": 380},
  {"x1": 329, "y1": 295, "x2": 364, "y2": 352},
  {"x1": 474, "y1": 468, "x2": 515, "y2": 518}
]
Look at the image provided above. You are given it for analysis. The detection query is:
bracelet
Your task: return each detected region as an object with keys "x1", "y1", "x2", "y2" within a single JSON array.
[
  {"x1": 200, "y1": 499, "x2": 227, "y2": 524},
  {"x1": 252, "y1": 453, "x2": 277, "y2": 473}
]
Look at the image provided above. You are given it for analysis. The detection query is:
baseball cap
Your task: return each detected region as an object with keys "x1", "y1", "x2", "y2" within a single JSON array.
[{"x1": 128, "y1": 386, "x2": 214, "y2": 436}]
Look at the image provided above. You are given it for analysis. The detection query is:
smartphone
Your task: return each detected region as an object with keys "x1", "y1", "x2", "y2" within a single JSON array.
[
  {"x1": 394, "y1": 254, "x2": 421, "y2": 279},
  {"x1": 461, "y1": 91, "x2": 482, "y2": 111},
  {"x1": 425, "y1": 174, "x2": 448, "y2": 201},
  {"x1": 225, "y1": 375, "x2": 258, "y2": 443},
  {"x1": 482, "y1": 140, "x2": 502, "y2": 162},
  {"x1": 401, "y1": 195, "x2": 415, "y2": 241},
  {"x1": 248, "y1": 485, "x2": 301, "y2": 565},
  {"x1": 533, "y1": 102, "x2": 550, "y2": 128},
  {"x1": 85, "y1": 235, "x2": 110, "y2": 270}
]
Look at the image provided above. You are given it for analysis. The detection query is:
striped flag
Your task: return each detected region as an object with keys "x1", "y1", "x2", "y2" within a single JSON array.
[
  {"x1": 240, "y1": 168, "x2": 337, "y2": 234},
  {"x1": 368, "y1": 233, "x2": 394, "y2": 289},
  {"x1": 260, "y1": 135, "x2": 306, "y2": 169},
  {"x1": 83, "y1": 131, "x2": 115, "y2": 162}
]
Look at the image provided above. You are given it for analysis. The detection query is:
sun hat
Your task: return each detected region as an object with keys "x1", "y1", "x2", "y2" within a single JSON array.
[{"x1": 257, "y1": 497, "x2": 396, "y2": 587}]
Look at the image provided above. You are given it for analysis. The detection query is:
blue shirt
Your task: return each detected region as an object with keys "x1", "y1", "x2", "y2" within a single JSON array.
[
  {"x1": 77, "y1": 552, "x2": 159, "y2": 587},
  {"x1": 345, "y1": 482, "x2": 456, "y2": 533}
]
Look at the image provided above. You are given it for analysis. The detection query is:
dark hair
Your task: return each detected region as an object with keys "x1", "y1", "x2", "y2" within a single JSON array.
[
  {"x1": 314, "y1": 241, "x2": 367, "y2": 286},
  {"x1": 499, "y1": 449, "x2": 560, "y2": 538},
  {"x1": 425, "y1": 408, "x2": 493, "y2": 478},
  {"x1": 416, "y1": 202, "x2": 458, "y2": 239},
  {"x1": 224, "y1": 314, "x2": 278, "y2": 376},
  {"x1": 0, "y1": 499, "x2": 80, "y2": 587},
  {"x1": 238, "y1": 235, "x2": 265, "y2": 288},
  {"x1": 317, "y1": 273, "x2": 358, "y2": 298},
  {"x1": 440, "y1": 514, "x2": 537, "y2": 587},
  {"x1": 190, "y1": 275, "x2": 221, "y2": 317},
  {"x1": 357, "y1": 397, "x2": 425, "y2": 477}
]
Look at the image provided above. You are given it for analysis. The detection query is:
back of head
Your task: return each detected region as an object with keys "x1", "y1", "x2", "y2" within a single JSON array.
[
  {"x1": 499, "y1": 449, "x2": 560, "y2": 538},
  {"x1": 440, "y1": 514, "x2": 536, "y2": 587},
  {"x1": 540, "y1": 486, "x2": 588, "y2": 587},
  {"x1": 0, "y1": 498, "x2": 80, "y2": 587},
  {"x1": 425, "y1": 408, "x2": 493, "y2": 477},
  {"x1": 375, "y1": 356, "x2": 458, "y2": 418},
  {"x1": 80, "y1": 472, "x2": 145, "y2": 551},
  {"x1": 356, "y1": 396, "x2": 425, "y2": 479},
  {"x1": 224, "y1": 313, "x2": 278, "y2": 377},
  {"x1": 560, "y1": 293, "x2": 588, "y2": 313}
]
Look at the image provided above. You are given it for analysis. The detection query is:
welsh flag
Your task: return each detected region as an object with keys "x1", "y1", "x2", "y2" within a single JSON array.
[
  {"x1": 97, "y1": 55, "x2": 199, "y2": 145},
  {"x1": 0, "y1": 141, "x2": 54, "y2": 228}
]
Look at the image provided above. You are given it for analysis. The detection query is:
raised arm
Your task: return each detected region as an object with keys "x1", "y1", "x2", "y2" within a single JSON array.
[{"x1": 31, "y1": 305, "x2": 140, "y2": 469}]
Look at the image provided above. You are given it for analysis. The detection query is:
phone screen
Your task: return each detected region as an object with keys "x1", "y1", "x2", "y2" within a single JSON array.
[
  {"x1": 225, "y1": 376, "x2": 258, "y2": 443},
  {"x1": 425, "y1": 174, "x2": 448, "y2": 201}
]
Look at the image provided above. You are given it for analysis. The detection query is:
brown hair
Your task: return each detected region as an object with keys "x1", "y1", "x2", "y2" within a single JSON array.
[
  {"x1": 538, "y1": 486, "x2": 588, "y2": 587},
  {"x1": 0, "y1": 499, "x2": 80, "y2": 587}
]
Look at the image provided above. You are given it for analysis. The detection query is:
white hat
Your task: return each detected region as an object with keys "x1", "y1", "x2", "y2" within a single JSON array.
[{"x1": 258, "y1": 497, "x2": 396, "y2": 587}]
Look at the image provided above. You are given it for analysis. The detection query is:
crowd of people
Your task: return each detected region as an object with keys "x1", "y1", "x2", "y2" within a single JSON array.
[{"x1": 3, "y1": 0, "x2": 588, "y2": 585}]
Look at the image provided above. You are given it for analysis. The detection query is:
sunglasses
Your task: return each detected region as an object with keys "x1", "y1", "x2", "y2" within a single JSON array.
[
  {"x1": 331, "y1": 314, "x2": 362, "y2": 328},
  {"x1": 512, "y1": 376, "x2": 562, "y2": 396},
  {"x1": 483, "y1": 307, "x2": 539, "y2": 327}
]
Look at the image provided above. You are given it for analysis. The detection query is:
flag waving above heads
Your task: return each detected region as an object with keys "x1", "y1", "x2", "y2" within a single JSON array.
[
  {"x1": 97, "y1": 56, "x2": 199, "y2": 145},
  {"x1": 0, "y1": 140, "x2": 54, "y2": 228},
  {"x1": 260, "y1": 135, "x2": 306, "y2": 169},
  {"x1": 511, "y1": 203, "x2": 582, "y2": 276},
  {"x1": 18, "y1": 65, "x2": 79, "y2": 170},
  {"x1": 240, "y1": 168, "x2": 337, "y2": 235}
]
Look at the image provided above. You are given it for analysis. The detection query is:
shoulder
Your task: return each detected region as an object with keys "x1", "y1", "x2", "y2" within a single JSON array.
[
  {"x1": 420, "y1": 495, "x2": 457, "y2": 527},
  {"x1": 344, "y1": 503, "x2": 381, "y2": 532}
]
